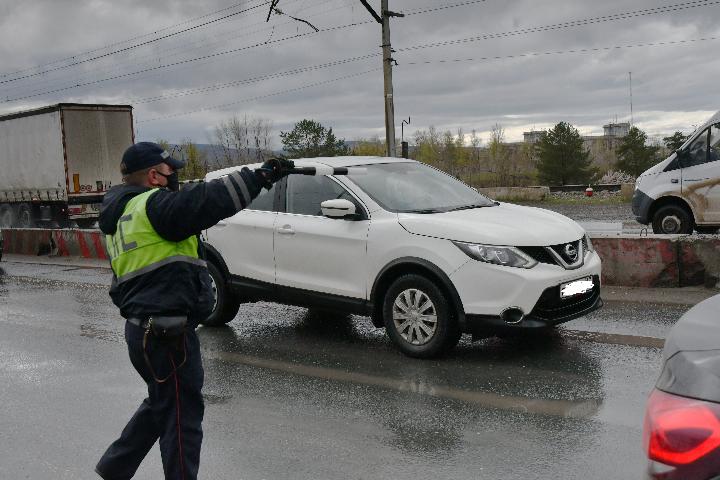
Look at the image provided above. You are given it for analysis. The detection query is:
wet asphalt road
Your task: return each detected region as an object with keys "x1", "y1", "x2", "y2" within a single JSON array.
[{"x1": 0, "y1": 260, "x2": 690, "y2": 480}]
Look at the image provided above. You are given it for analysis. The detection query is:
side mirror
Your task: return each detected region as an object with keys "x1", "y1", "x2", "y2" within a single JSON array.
[{"x1": 321, "y1": 199, "x2": 357, "y2": 219}]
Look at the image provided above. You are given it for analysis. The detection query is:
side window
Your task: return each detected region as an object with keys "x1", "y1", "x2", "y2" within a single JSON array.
[
  {"x1": 286, "y1": 175, "x2": 354, "y2": 216},
  {"x1": 709, "y1": 125, "x2": 720, "y2": 163},
  {"x1": 684, "y1": 129, "x2": 709, "y2": 168},
  {"x1": 247, "y1": 184, "x2": 275, "y2": 211}
]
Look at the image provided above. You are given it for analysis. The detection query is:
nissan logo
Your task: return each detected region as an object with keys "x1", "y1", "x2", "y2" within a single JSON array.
[{"x1": 564, "y1": 243, "x2": 578, "y2": 261}]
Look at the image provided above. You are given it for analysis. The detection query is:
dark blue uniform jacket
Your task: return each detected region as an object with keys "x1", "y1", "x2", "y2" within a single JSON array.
[{"x1": 99, "y1": 168, "x2": 262, "y2": 325}]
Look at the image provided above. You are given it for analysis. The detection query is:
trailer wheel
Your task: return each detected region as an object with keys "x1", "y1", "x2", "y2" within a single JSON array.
[
  {"x1": 0, "y1": 204, "x2": 14, "y2": 228},
  {"x1": 16, "y1": 203, "x2": 34, "y2": 228}
]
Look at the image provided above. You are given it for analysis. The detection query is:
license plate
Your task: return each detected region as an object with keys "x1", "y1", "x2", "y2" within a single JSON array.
[{"x1": 560, "y1": 277, "x2": 594, "y2": 299}]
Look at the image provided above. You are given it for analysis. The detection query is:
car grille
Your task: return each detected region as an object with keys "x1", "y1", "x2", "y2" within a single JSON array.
[
  {"x1": 518, "y1": 238, "x2": 585, "y2": 270},
  {"x1": 518, "y1": 246, "x2": 556, "y2": 265},
  {"x1": 530, "y1": 275, "x2": 601, "y2": 323}
]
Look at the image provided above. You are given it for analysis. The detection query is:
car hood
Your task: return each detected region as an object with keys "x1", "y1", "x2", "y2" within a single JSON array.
[{"x1": 397, "y1": 202, "x2": 585, "y2": 246}]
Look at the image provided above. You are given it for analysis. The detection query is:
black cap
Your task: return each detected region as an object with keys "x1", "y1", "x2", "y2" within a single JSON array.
[{"x1": 120, "y1": 142, "x2": 185, "y2": 174}]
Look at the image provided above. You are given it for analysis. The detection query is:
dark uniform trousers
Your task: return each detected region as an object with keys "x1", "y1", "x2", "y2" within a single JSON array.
[{"x1": 97, "y1": 321, "x2": 204, "y2": 480}]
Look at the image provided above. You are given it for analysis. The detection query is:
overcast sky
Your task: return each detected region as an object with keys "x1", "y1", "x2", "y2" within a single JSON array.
[{"x1": 1, "y1": 0, "x2": 719, "y2": 147}]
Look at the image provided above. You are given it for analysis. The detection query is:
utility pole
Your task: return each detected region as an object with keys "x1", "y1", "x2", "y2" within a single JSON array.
[
  {"x1": 629, "y1": 71, "x2": 634, "y2": 127},
  {"x1": 361, "y1": 0, "x2": 403, "y2": 157}
]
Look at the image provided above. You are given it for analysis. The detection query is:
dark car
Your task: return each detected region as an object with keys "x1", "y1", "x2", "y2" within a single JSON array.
[{"x1": 643, "y1": 295, "x2": 720, "y2": 479}]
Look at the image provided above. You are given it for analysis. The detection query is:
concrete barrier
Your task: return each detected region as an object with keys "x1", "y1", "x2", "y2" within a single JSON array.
[
  {"x1": 592, "y1": 234, "x2": 720, "y2": 288},
  {"x1": 478, "y1": 186, "x2": 550, "y2": 201},
  {"x1": 2, "y1": 229, "x2": 719, "y2": 289},
  {"x1": 2, "y1": 228, "x2": 107, "y2": 260}
]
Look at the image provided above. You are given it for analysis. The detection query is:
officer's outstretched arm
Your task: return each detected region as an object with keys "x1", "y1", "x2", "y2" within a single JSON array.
[{"x1": 146, "y1": 166, "x2": 266, "y2": 242}]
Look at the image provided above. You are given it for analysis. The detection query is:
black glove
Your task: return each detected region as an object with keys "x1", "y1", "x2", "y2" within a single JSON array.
[{"x1": 255, "y1": 158, "x2": 295, "y2": 189}]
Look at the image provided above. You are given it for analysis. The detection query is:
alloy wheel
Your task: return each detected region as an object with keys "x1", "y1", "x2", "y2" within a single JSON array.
[{"x1": 392, "y1": 288, "x2": 438, "y2": 345}]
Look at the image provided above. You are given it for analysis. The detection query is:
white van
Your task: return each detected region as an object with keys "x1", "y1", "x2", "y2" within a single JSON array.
[{"x1": 633, "y1": 111, "x2": 720, "y2": 234}]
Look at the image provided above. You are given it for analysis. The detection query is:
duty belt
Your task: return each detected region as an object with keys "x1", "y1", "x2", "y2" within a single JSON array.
[{"x1": 126, "y1": 317, "x2": 150, "y2": 329}]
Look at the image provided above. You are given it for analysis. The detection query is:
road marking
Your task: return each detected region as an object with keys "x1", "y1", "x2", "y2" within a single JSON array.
[
  {"x1": 562, "y1": 330, "x2": 665, "y2": 348},
  {"x1": 205, "y1": 350, "x2": 601, "y2": 419}
]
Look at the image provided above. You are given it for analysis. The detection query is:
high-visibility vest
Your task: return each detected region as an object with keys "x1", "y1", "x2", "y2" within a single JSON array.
[{"x1": 105, "y1": 189, "x2": 206, "y2": 284}]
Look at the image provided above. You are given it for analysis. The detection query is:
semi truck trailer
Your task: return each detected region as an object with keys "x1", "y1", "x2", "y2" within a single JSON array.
[{"x1": 0, "y1": 103, "x2": 133, "y2": 228}]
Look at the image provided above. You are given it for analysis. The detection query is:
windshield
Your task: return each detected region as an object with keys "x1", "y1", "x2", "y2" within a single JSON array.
[{"x1": 346, "y1": 162, "x2": 495, "y2": 213}]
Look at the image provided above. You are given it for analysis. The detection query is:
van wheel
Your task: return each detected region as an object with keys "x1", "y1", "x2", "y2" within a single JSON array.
[
  {"x1": 202, "y1": 262, "x2": 240, "y2": 326},
  {"x1": 652, "y1": 205, "x2": 693, "y2": 234},
  {"x1": 383, "y1": 274, "x2": 460, "y2": 358}
]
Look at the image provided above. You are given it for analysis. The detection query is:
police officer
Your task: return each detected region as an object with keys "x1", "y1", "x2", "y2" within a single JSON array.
[{"x1": 95, "y1": 142, "x2": 292, "y2": 479}]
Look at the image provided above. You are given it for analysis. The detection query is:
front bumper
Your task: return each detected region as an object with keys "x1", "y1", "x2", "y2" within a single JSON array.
[
  {"x1": 465, "y1": 277, "x2": 602, "y2": 334},
  {"x1": 449, "y1": 250, "x2": 602, "y2": 333},
  {"x1": 632, "y1": 189, "x2": 653, "y2": 225}
]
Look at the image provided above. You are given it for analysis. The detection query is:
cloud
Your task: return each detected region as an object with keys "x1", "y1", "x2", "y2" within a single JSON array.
[{"x1": 1, "y1": 0, "x2": 719, "y2": 144}]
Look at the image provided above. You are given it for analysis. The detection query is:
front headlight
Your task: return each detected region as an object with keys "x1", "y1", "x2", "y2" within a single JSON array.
[{"x1": 452, "y1": 241, "x2": 538, "y2": 268}]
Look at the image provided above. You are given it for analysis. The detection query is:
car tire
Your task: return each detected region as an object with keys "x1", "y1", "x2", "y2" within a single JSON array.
[
  {"x1": 652, "y1": 204, "x2": 693, "y2": 234},
  {"x1": 0, "y1": 204, "x2": 14, "y2": 228},
  {"x1": 695, "y1": 226, "x2": 719, "y2": 235},
  {"x1": 382, "y1": 274, "x2": 460, "y2": 358},
  {"x1": 202, "y1": 262, "x2": 241, "y2": 326}
]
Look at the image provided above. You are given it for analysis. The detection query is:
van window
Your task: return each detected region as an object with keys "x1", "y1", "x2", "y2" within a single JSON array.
[
  {"x1": 709, "y1": 125, "x2": 720, "y2": 163},
  {"x1": 684, "y1": 129, "x2": 709, "y2": 168}
]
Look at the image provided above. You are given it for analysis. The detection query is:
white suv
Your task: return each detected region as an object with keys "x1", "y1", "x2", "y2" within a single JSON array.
[{"x1": 201, "y1": 157, "x2": 602, "y2": 357}]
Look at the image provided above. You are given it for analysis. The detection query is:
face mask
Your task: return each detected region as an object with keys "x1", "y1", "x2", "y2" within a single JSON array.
[{"x1": 157, "y1": 171, "x2": 179, "y2": 192}]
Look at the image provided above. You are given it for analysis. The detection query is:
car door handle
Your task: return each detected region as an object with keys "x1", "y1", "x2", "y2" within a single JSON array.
[
  {"x1": 671, "y1": 178, "x2": 679, "y2": 184},
  {"x1": 277, "y1": 225, "x2": 295, "y2": 235}
]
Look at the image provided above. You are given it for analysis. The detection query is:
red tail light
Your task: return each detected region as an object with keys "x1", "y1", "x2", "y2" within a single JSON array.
[{"x1": 643, "y1": 389, "x2": 720, "y2": 466}]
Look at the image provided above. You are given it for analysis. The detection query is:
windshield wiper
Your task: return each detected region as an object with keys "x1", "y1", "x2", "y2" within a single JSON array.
[
  {"x1": 406, "y1": 208, "x2": 445, "y2": 214},
  {"x1": 447, "y1": 204, "x2": 491, "y2": 212}
]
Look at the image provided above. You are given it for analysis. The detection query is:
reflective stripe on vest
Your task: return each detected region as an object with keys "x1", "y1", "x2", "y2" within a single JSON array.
[{"x1": 105, "y1": 189, "x2": 205, "y2": 284}]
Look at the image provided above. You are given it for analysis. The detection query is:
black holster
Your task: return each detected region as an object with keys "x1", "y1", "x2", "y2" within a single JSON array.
[{"x1": 149, "y1": 315, "x2": 187, "y2": 337}]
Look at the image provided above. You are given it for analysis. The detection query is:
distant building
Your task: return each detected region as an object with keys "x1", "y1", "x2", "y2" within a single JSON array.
[
  {"x1": 523, "y1": 130, "x2": 545, "y2": 144},
  {"x1": 521, "y1": 121, "x2": 632, "y2": 171},
  {"x1": 603, "y1": 122, "x2": 631, "y2": 137}
]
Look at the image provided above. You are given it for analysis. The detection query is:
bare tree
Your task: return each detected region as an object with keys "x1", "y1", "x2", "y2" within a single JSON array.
[{"x1": 211, "y1": 115, "x2": 274, "y2": 168}]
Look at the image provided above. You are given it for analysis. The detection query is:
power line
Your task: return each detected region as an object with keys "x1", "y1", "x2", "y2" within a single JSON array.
[
  {"x1": 0, "y1": 0, "x2": 349, "y2": 98},
  {"x1": 403, "y1": 0, "x2": 488, "y2": 16},
  {"x1": 133, "y1": 53, "x2": 379, "y2": 104},
  {"x1": 403, "y1": 36, "x2": 720, "y2": 66},
  {"x1": 3, "y1": 18, "x2": 378, "y2": 103},
  {"x1": 1, "y1": 0, "x2": 487, "y2": 95},
  {"x1": 137, "y1": 67, "x2": 381, "y2": 123},
  {"x1": 397, "y1": 0, "x2": 720, "y2": 52},
  {"x1": 0, "y1": 1, "x2": 261, "y2": 79},
  {"x1": 0, "y1": 1, "x2": 271, "y2": 85}
]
